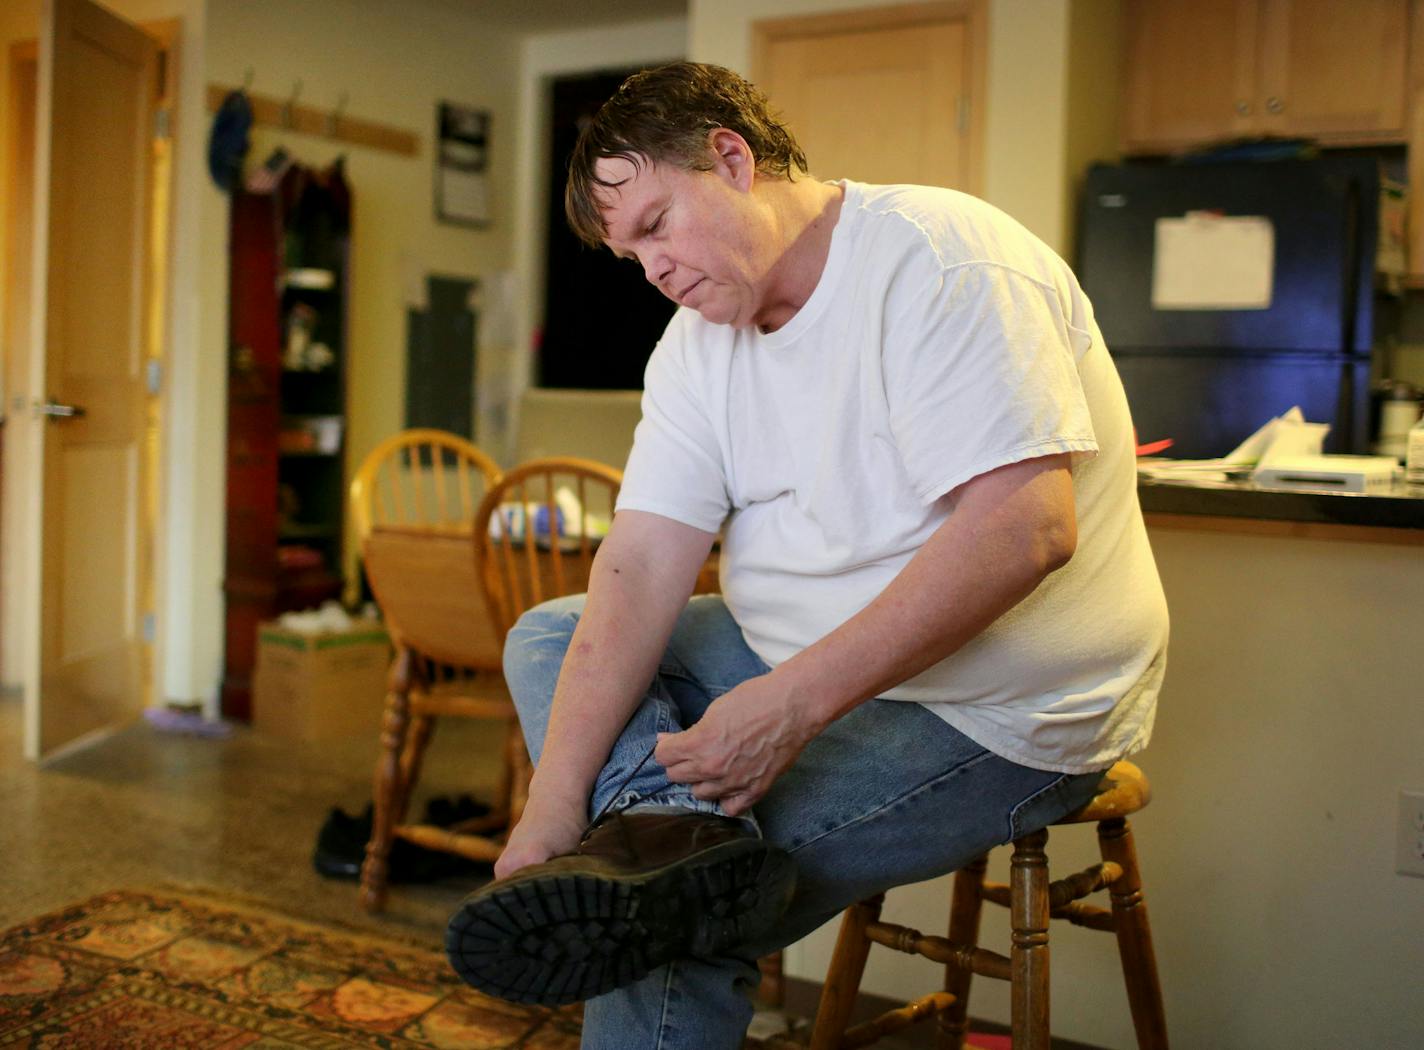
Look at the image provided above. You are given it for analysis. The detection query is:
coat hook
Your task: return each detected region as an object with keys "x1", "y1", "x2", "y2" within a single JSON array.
[
  {"x1": 326, "y1": 91, "x2": 349, "y2": 137},
  {"x1": 281, "y1": 79, "x2": 303, "y2": 129}
]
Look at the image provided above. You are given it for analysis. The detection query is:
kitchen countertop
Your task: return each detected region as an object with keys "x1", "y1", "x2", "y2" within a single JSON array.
[{"x1": 1137, "y1": 474, "x2": 1424, "y2": 531}]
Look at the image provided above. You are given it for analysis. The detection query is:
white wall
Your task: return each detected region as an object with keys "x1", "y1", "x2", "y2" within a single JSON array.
[
  {"x1": 182, "y1": 0, "x2": 522, "y2": 710},
  {"x1": 508, "y1": 15, "x2": 687, "y2": 455}
]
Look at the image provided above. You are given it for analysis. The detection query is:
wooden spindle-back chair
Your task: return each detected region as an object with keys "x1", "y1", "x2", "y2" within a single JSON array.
[
  {"x1": 472, "y1": 456, "x2": 624, "y2": 639},
  {"x1": 468, "y1": 457, "x2": 623, "y2": 849},
  {"x1": 350, "y1": 430, "x2": 519, "y2": 912}
]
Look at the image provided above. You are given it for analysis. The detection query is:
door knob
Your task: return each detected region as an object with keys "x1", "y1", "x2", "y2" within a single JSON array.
[{"x1": 38, "y1": 399, "x2": 86, "y2": 420}]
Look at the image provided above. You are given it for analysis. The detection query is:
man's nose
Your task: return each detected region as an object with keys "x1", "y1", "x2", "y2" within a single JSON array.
[{"x1": 642, "y1": 252, "x2": 673, "y2": 290}]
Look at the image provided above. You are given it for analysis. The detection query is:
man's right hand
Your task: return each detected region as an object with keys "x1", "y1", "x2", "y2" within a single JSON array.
[{"x1": 493, "y1": 792, "x2": 588, "y2": 880}]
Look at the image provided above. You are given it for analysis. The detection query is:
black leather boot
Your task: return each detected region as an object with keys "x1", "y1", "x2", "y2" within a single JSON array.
[{"x1": 444, "y1": 808, "x2": 797, "y2": 1005}]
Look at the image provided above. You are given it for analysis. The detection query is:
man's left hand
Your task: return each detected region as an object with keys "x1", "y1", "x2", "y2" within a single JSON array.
[{"x1": 654, "y1": 673, "x2": 825, "y2": 817}]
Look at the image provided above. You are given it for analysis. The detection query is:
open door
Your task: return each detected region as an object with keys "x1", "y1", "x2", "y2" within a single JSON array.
[{"x1": 20, "y1": 0, "x2": 159, "y2": 759}]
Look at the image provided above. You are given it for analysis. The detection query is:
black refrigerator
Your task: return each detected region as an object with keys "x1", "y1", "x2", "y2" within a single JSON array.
[{"x1": 1076, "y1": 157, "x2": 1379, "y2": 458}]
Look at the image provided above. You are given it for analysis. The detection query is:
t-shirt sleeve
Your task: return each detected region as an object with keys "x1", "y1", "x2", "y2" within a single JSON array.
[
  {"x1": 883, "y1": 262, "x2": 1099, "y2": 505},
  {"x1": 614, "y1": 325, "x2": 731, "y2": 533}
]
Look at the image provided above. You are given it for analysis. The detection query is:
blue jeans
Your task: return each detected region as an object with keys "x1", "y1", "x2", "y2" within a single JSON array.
[{"x1": 504, "y1": 594, "x2": 1104, "y2": 1050}]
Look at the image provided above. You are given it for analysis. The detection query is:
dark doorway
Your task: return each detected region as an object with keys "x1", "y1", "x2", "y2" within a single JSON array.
[{"x1": 539, "y1": 68, "x2": 677, "y2": 390}]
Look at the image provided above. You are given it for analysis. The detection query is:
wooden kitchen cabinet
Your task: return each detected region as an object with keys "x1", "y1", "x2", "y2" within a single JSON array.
[{"x1": 1122, "y1": 0, "x2": 1409, "y2": 153}]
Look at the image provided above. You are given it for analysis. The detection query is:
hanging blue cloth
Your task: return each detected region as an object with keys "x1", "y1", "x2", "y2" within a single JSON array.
[{"x1": 207, "y1": 88, "x2": 253, "y2": 192}]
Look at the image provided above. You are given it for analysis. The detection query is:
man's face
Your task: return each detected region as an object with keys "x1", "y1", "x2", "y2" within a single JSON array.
[{"x1": 595, "y1": 151, "x2": 776, "y2": 329}]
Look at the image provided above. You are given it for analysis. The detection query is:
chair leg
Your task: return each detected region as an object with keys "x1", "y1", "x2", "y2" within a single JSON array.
[
  {"x1": 395, "y1": 712, "x2": 435, "y2": 824},
  {"x1": 1097, "y1": 817, "x2": 1169, "y2": 1049},
  {"x1": 809, "y1": 893, "x2": 886, "y2": 1050},
  {"x1": 1010, "y1": 828, "x2": 1051, "y2": 1050},
  {"x1": 360, "y1": 648, "x2": 414, "y2": 912},
  {"x1": 937, "y1": 854, "x2": 988, "y2": 1050}
]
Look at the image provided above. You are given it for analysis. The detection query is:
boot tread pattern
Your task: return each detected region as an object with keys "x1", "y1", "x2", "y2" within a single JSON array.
[{"x1": 445, "y1": 840, "x2": 795, "y2": 1005}]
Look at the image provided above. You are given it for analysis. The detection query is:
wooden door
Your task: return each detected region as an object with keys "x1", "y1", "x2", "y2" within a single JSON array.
[
  {"x1": 1257, "y1": 0, "x2": 1408, "y2": 141},
  {"x1": 1121, "y1": 0, "x2": 1258, "y2": 152},
  {"x1": 22, "y1": 0, "x2": 158, "y2": 758},
  {"x1": 753, "y1": 1, "x2": 985, "y2": 192}
]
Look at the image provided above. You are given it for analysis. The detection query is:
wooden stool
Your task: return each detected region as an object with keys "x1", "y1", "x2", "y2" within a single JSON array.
[{"x1": 809, "y1": 761, "x2": 1167, "y2": 1050}]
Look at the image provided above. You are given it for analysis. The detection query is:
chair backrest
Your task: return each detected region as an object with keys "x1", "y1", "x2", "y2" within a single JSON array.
[
  {"x1": 473, "y1": 457, "x2": 623, "y2": 637},
  {"x1": 350, "y1": 430, "x2": 504, "y2": 669},
  {"x1": 349, "y1": 429, "x2": 502, "y2": 542}
]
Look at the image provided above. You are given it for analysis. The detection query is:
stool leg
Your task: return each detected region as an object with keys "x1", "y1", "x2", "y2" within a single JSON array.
[
  {"x1": 360, "y1": 648, "x2": 413, "y2": 912},
  {"x1": 809, "y1": 893, "x2": 886, "y2": 1050},
  {"x1": 1097, "y1": 817, "x2": 1169, "y2": 1049},
  {"x1": 1010, "y1": 828, "x2": 1051, "y2": 1050},
  {"x1": 757, "y1": 950, "x2": 786, "y2": 1008},
  {"x1": 937, "y1": 854, "x2": 988, "y2": 1050}
]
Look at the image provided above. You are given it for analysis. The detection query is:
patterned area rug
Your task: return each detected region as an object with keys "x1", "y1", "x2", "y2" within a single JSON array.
[{"x1": 0, "y1": 889, "x2": 803, "y2": 1048}]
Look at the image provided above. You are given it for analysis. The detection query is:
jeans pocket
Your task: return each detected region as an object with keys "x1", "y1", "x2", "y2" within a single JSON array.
[{"x1": 1006, "y1": 771, "x2": 1100, "y2": 842}]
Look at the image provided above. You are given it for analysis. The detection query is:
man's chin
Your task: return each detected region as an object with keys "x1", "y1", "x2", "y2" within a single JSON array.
[{"x1": 694, "y1": 302, "x2": 745, "y2": 327}]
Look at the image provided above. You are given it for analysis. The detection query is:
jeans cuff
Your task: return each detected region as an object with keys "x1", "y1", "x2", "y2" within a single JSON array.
[{"x1": 621, "y1": 795, "x2": 761, "y2": 834}]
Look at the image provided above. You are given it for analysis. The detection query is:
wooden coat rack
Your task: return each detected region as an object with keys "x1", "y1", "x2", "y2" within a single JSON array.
[{"x1": 206, "y1": 81, "x2": 419, "y2": 157}]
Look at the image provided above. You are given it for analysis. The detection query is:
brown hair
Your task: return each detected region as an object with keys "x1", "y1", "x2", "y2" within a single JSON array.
[{"x1": 565, "y1": 61, "x2": 808, "y2": 247}]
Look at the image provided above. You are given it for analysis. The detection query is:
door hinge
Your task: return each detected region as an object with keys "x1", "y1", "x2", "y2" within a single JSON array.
[
  {"x1": 146, "y1": 360, "x2": 162, "y2": 395},
  {"x1": 142, "y1": 613, "x2": 156, "y2": 644},
  {"x1": 155, "y1": 107, "x2": 171, "y2": 140},
  {"x1": 957, "y1": 95, "x2": 971, "y2": 135}
]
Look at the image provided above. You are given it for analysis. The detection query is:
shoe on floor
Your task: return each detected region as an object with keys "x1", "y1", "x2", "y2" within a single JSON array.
[{"x1": 444, "y1": 809, "x2": 797, "y2": 1006}]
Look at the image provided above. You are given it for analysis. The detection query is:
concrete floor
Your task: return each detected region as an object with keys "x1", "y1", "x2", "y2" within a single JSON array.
[{"x1": 0, "y1": 691, "x2": 503, "y2": 941}]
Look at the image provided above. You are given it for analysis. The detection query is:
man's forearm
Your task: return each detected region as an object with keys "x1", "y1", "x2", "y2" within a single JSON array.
[{"x1": 524, "y1": 511, "x2": 715, "y2": 814}]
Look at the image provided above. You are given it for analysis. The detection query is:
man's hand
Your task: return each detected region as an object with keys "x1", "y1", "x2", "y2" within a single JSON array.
[
  {"x1": 654, "y1": 672, "x2": 828, "y2": 817},
  {"x1": 493, "y1": 792, "x2": 588, "y2": 880}
]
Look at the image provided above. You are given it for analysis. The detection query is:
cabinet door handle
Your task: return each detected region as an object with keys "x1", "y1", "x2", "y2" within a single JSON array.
[
  {"x1": 1235, "y1": 99, "x2": 1252, "y2": 116},
  {"x1": 1266, "y1": 96, "x2": 1284, "y2": 114}
]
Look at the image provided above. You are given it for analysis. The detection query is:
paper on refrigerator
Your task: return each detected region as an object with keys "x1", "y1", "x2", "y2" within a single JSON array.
[{"x1": 1151, "y1": 212, "x2": 1274, "y2": 310}]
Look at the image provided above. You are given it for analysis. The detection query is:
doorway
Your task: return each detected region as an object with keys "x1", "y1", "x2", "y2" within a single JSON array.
[{"x1": 0, "y1": 4, "x2": 176, "y2": 761}]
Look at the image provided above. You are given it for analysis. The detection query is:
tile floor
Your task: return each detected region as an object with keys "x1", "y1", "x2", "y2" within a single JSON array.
[{"x1": 0, "y1": 692, "x2": 501, "y2": 940}]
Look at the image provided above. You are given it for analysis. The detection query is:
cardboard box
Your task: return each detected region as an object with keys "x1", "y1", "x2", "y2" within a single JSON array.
[{"x1": 252, "y1": 619, "x2": 391, "y2": 741}]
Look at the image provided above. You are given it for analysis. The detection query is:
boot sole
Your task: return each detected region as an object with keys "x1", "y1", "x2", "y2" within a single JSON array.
[{"x1": 444, "y1": 836, "x2": 796, "y2": 1005}]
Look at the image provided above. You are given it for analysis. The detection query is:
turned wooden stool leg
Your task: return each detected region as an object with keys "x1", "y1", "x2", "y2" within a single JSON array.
[
  {"x1": 1097, "y1": 817, "x2": 1169, "y2": 1049},
  {"x1": 360, "y1": 648, "x2": 413, "y2": 912},
  {"x1": 937, "y1": 854, "x2": 988, "y2": 1050},
  {"x1": 809, "y1": 893, "x2": 886, "y2": 1050},
  {"x1": 1010, "y1": 828, "x2": 1051, "y2": 1050},
  {"x1": 757, "y1": 950, "x2": 786, "y2": 1008}
]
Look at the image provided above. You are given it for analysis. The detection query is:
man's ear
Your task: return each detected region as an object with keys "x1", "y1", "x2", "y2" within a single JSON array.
[{"x1": 707, "y1": 128, "x2": 755, "y2": 190}]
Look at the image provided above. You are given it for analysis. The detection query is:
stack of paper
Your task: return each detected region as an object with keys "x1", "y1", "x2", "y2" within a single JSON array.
[{"x1": 1136, "y1": 407, "x2": 1328, "y2": 483}]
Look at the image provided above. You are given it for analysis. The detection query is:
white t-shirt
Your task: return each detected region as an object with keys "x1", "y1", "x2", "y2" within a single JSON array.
[{"x1": 616, "y1": 181, "x2": 1168, "y2": 774}]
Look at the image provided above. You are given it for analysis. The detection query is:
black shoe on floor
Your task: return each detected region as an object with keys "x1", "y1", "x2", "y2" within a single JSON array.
[
  {"x1": 313, "y1": 796, "x2": 496, "y2": 883},
  {"x1": 443, "y1": 809, "x2": 797, "y2": 1006}
]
